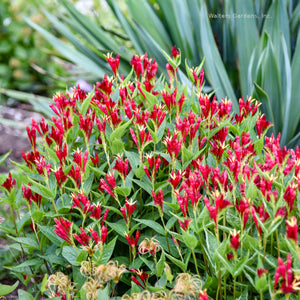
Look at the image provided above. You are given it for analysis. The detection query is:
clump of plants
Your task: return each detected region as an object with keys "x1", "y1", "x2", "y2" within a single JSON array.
[{"x1": 1, "y1": 48, "x2": 300, "y2": 299}]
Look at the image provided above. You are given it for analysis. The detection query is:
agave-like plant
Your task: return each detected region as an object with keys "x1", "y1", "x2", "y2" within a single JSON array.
[{"x1": 25, "y1": 0, "x2": 300, "y2": 146}]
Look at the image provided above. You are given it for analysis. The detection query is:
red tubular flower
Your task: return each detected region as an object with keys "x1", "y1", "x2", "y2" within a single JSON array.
[
  {"x1": 79, "y1": 112, "x2": 95, "y2": 141},
  {"x1": 203, "y1": 191, "x2": 232, "y2": 226},
  {"x1": 283, "y1": 183, "x2": 297, "y2": 212},
  {"x1": 100, "y1": 226, "x2": 108, "y2": 244},
  {"x1": 121, "y1": 198, "x2": 137, "y2": 224},
  {"x1": 151, "y1": 189, "x2": 163, "y2": 212},
  {"x1": 125, "y1": 230, "x2": 140, "y2": 252},
  {"x1": 235, "y1": 198, "x2": 250, "y2": 230},
  {"x1": 68, "y1": 165, "x2": 81, "y2": 187},
  {"x1": 55, "y1": 143, "x2": 68, "y2": 165},
  {"x1": 22, "y1": 183, "x2": 42, "y2": 207},
  {"x1": 130, "y1": 55, "x2": 143, "y2": 78},
  {"x1": 171, "y1": 45, "x2": 180, "y2": 58},
  {"x1": 166, "y1": 63, "x2": 177, "y2": 82},
  {"x1": 71, "y1": 192, "x2": 93, "y2": 215},
  {"x1": 178, "y1": 218, "x2": 192, "y2": 231},
  {"x1": 163, "y1": 130, "x2": 182, "y2": 161},
  {"x1": 192, "y1": 68, "x2": 204, "y2": 91},
  {"x1": 96, "y1": 117, "x2": 107, "y2": 134},
  {"x1": 199, "y1": 290, "x2": 210, "y2": 300},
  {"x1": 257, "y1": 268, "x2": 268, "y2": 278},
  {"x1": 162, "y1": 88, "x2": 177, "y2": 113},
  {"x1": 129, "y1": 269, "x2": 149, "y2": 289},
  {"x1": 149, "y1": 104, "x2": 166, "y2": 130},
  {"x1": 230, "y1": 230, "x2": 240, "y2": 251},
  {"x1": 54, "y1": 217, "x2": 73, "y2": 245},
  {"x1": 73, "y1": 227, "x2": 91, "y2": 247},
  {"x1": 105, "y1": 53, "x2": 119, "y2": 77},
  {"x1": 168, "y1": 170, "x2": 185, "y2": 189},
  {"x1": 91, "y1": 152, "x2": 100, "y2": 167},
  {"x1": 256, "y1": 114, "x2": 272, "y2": 138},
  {"x1": 1, "y1": 173, "x2": 16, "y2": 192},
  {"x1": 98, "y1": 175, "x2": 115, "y2": 198},
  {"x1": 286, "y1": 216, "x2": 298, "y2": 244},
  {"x1": 176, "y1": 191, "x2": 188, "y2": 217},
  {"x1": 26, "y1": 125, "x2": 37, "y2": 149},
  {"x1": 54, "y1": 167, "x2": 67, "y2": 188},
  {"x1": 113, "y1": 155, "x2": 131, "y2": 180},
  {"x1": 90, "y1": 203, "x2": 101, "y2": 220},
  {"x1": 274, "y1": 253, "x2": 298, "y2": 294}
]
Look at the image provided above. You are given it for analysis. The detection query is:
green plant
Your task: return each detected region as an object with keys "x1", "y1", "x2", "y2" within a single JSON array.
[
  {"x1": 0, "y1": 0, "x2": 68, "y2": 100},
  {"x1": 1, "y1": 49, "x2": 300, "y2": 299},
  {"x1": 27, "y1": 0, "x2": 300, "y2": 147}
]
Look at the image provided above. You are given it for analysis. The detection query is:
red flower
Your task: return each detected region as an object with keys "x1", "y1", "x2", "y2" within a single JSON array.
[
  {"x1": 1, "y1": 173, "x2": 16, "y2": 192},
  {"x1": 257, "y1": 268, "x2": 268, "y2": 278},
  {"x1": 171, "y1": 46, "x2": 180, "y2": 58},
  {"x1": 54, "y1": 217, "x2": 73, "y2": 245},
  {"x1": 203, "y1": 191, "x2": 232, "y2": 226},
  {"x1": 283, "y1": 183, "x2": 297, "y2": 212},
  {"x1": 286, "y1": 216, "x2": 298, "y2": 244},
  {"x1": 256, "y1": 114, "x2": 272, "y2": 138},
  {"x1": 121, "y1": 198, "x2": 137, "y2": 224},
  {"x1": 104, "y1": 53, "x2": 119, "y2": 77},
  {"x1": 151, "y1": 189, "x2": 163, "y2": 212},
  {"x1": 129, "y1": 269, "x2": 149, "y2": 288},
  {"x1": 130, "y1": 55, "x2": 143, "y2": 78},
  {"x1": 125, "y1": 230, "x2": 140, "y2": 252},
  {"x1": 178, "y1": 218, "x2": 192, "y2": 231},
  {"x1": 168, "y1": 170, "x2": 185, "y2": 189},
  {"x1": 90, "y1": 203, "x2": 101, "y2": 220},
  {"x1": 230, "y1": 230, "x2": 240, "y2": 251},
  {"x1": 274, "y1": 253, "x2": 298, "y2": 294},
  {"x1": 54, "y1": 167, "x2": 67, "y2": 188},
  {"x1": 73, "y1": 227, "x2": 91, "y2": 247},
  {"x1": 199, "y1": 290, "x2": 210, "y2": 300},
  {"x1": 71, "y1": 192, "x2": 94, "y2": 215}
]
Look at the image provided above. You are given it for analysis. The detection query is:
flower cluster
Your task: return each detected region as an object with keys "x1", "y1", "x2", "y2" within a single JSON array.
[{"x1": 1, "y1": 49, "x2": 300, "y2": 300}]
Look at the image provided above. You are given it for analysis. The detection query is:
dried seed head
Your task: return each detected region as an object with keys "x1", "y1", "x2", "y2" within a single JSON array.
[{"x1": 172, "y1": 273, "x2": 202, "y2": 297}]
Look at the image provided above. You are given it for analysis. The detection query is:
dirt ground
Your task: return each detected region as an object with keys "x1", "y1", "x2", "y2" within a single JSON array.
[{"x1": 0, "y1": 103, "x2": 43, "y2": 173}]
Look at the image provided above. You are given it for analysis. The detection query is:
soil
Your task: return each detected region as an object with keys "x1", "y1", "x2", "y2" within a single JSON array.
[
  {"x1": 0, "y1": 103, "x2": 43, "y2": 173},
  {"x1": 0, "y1": 103, "x2": 43, "y2": 298}
]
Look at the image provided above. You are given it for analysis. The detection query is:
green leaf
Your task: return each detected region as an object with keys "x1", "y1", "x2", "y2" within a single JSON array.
[
  {"x1": 115, "y1": 186, "x2": 131, "y2": 197},
  {"x1": 26, "y1": 18, "x2": 105, "y2": 77},
  {"x1": 62, "y1": 246, "x2": 80, "y2": 266},
  {"x1": 125, "y1": 151, "x2": 139, "y2": 171},
  {"x1": 41, "y1": 274, "x2": 48, "y2": 295},
  {"x1": 83, "y1": 172, "x2": 94, "y2": 194},
  {"x1": 79, "y1": 88, "x2": 94, "y2": 115},
  {"x1": 7, "y1": 259, "x2": 43, "y2": 271},
  {"x1": 156, "y1": 252, "x2": 165, "y2": 277},
  {"x1": 97, "y1": 236, "x2": 118, "y2": 264},
  {"x1": 165, "y1": 252, "x2": 186, "y2": 272},
  {"x1": 97, "y1": 285, "x2": 110, "y2": 300},
  {"x1": 38, "y1": 225, "x2": 63, "y2": 246},
  {"x1": 106, "y1": 221, "x2": 127, "y2": 237},
  {"x1": 234, "y1": 252, "x2": 250, "y2": 278},
  {"x1": 132, "y1": 179, "x2": 152, "y2": 195},
  {"x1": 0, "y1": 281, "x2": 19, "y2": 296},
  {"x1": 8, "y1": 236, "x2": 39, "y2": 250},
  {"x1": 109, "y1": 119, "x2": 132, "y2": 143},
  {"x1": 236, "y1": 0, "x2": 259, "y2": 97},
  {"x1": 111, "y1": 139, "x2": 124, "y2": 155},
  {"x1": 197, "y1": 1, "x2": 238, "y2": 111},
  {"x1": 0, "y1": 150, "x2": 11, "y2": 165},
  {"x1": 182, "y1": 231, "x2": 198, "y2": 249},
  {"x1": 215, "y1": 249, "x2": 234, "y2": 275},
  {"x1": 237, "y1": 289, "x2": 248, "y2": 300},
  {"x1": 17, "y1": 290, "x2": 34, "y2": 300},
  {"x1": 135, "y1": 219, "x2": 165, "y2": 235},
  {"x1": 26, "y1": 179, "x2": 54, "y2": 200}
]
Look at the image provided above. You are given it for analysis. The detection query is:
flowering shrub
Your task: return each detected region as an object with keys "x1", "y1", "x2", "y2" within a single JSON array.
[{"x1": 1, "y1": 48, "x2": 300, "y2": 300}]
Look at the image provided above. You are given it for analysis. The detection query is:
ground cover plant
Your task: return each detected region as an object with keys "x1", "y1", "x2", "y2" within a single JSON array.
[{"x1": 0, "y1": 49, "x2": 300, "y2": 299}]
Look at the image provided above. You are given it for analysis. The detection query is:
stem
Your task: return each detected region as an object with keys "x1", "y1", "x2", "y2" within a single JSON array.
[
  {"x1": 160, "y1": 214, "x2": 171, "y2": 253},
  {"x1": 191, "y1": 249, "x2": 200, "y2": 276}
]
